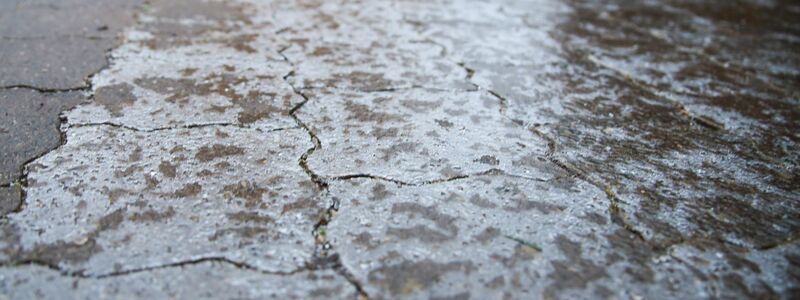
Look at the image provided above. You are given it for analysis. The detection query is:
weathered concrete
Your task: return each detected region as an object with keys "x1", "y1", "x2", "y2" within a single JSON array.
[
  {"x1": 66, "y1": 0, "x2": 300, "y2": 131},
  {"x1": 528, "y1": 0, "x2": 800, "y2": 253},
  {"x1": 1, "y1": 0, "x2": 798, "y2": 298},
  {"x1": 271, "y1": 0, "x2": 471, "y2": 91},
  {"x1": 298, "y1": 89, "x2": 553, "y2": 183},
  {"x1": 325, "y1": 176, "x2": 797, "y2": 299},
  {"x1": 1, "y1": 125, "x2": 317, "y2": 275},
  {"x1": 0, "y1": 262, "x2": 357, "y2": 299}
]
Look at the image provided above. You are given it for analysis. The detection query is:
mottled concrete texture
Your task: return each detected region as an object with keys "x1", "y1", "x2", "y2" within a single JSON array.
[
  {"x1": 0, "y1": 263, "x2": 357, "y2": 299},
  {"x1": 1, "y1": 0, "x2": 798, "y2": 299}
]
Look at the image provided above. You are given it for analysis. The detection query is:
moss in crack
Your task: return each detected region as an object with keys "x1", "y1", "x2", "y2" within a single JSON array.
[
  {"x1": 604, "y1": 184, "x2": 646, "y2": 242},
  {"x1": 504, "y1": 235, "x2": 542, "y2": 252}
]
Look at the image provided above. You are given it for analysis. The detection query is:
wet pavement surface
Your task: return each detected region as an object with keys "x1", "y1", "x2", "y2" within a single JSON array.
[{"x1": 0, "y1": 0, "x2": 798, "y2": 299}]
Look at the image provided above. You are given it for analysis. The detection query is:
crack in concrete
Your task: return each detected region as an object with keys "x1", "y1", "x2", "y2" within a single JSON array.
[
  {"x1": 328, "y1": 168, "x2": 550, "y2": 187},
  {"x1": 281, "y1": 79, "x2": 479, "y2": 94},
  {"x1": 533, "y1": 40, "x2": 792, "y2": 253},
  {"x1": 0, "y1": 35, "x2": 108, "y2": 41},
  {"x1": 277, "y1": 36, "x2": 575, "y2": 297},
  {"x1": 0, "y1": 84, "x2": 89, "y2": 93},
  {"x1": 529, "y1": 125, "x2": 776, "y2": 254},
  {"x1": 66, "y1": 121, "x2": 299, "y2": 133},
  {"x1": 456, "y1": 62, "x2": 476, "y2": 80},
  {"x1": 277, "y1": 47, "x2": 369, "y2": 299},
  {"x1": 475, "y1": 35, "x2": 736, "y2": 252},
  {"x1": 3, "y1": 114, "x2": 68, "y2": 217},
  {"x1": 277, "y1": 49, "x2": 327, "y2": 190},
  {"x1": 310, "y1": 196, "x2": 370, "y2": 300},
  {"x1": 3, "y1": 2, "x2": 792, "y2": 297},
  {"x1": 3, "y1": 5, "x2": 150, "y2": 218},
  {"x1": 756, "y1": 235, "x2": 800, "y2": 251},
  {"x1": 307, "y1": 194, "x2": 370, "y2": 298},
  {"x1": 455, "y1": 62, "x2": 514, "y2": 125},
  {"x1": 275, "y1": 24, "x2": 699, "y2": 298},
  {"x1": 346, "y1": 85, "x2": 478, "y2": 93},
  {"x1": 288, "y1": 82, "x2": 328, "y2": 189},
  {"x1": 375, "y1": 25, "x2": 767, "y2": 288},
  {"x1": 449, "y1": 62, "x2": 624, "y2": 240},
  {"x1": 3, "y1": 3, "x2": 325, "y2": 284},
  {"x1": 0, "y1": 255, "x2": 353, "y2": 280},
  {"x1": 3, "y1": 34, "x2": 366, "y2": 300},
  {"x1": 328, "y1": 254, "x2": 370, "y2": 300},
  {"x1": 288, "y1": 84, "x2": 485, "y2": 94},
  {"x1": 330, "y1": 173, "x2": 455, "y2": 186},
  {"x1": 530, "y1": 127, "x2": 648, "y2": 242}
]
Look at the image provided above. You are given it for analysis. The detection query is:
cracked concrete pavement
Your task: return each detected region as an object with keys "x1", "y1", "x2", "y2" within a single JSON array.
[{"x1": 1, "y1": 0, "x2": 798, "y2": 299}]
